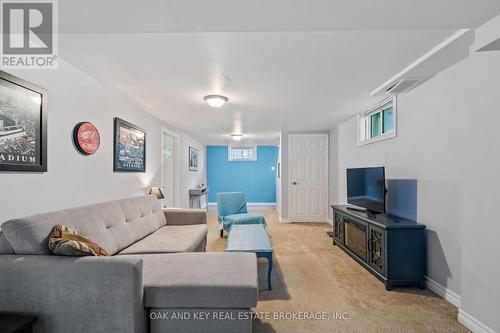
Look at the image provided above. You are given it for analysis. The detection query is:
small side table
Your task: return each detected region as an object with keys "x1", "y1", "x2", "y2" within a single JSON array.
[
  {"x1": 0, "y1": 313, "x2": 36, "y2": 333},
  {"x1": 189, "y1": 188, "x2": 208, "y2": 210}
]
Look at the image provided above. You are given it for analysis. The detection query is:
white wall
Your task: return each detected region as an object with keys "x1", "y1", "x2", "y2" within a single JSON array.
[
  {"x1": 179, "y1": 135, "x2": 206, "y2": 209},
  {"x1": 328, "y1": 127, "x2": 339, "y2": 220},
  {"x1": 0, "y1": 59, "x2": 205, "y2": 223},
  {"x1": 331, "y1": 51, "x2": 500, "y2": 331},
  {"x1": 276, "y1": 137, "x2": 282, "y2": 215},
  {"x1": 277, "y1": 132, "x2": 289, "y2": 220}
]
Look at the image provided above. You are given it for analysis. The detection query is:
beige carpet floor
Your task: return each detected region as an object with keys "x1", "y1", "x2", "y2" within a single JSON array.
[{"x1": 205, "y1": 206, "x2": 469, "y2": 333}]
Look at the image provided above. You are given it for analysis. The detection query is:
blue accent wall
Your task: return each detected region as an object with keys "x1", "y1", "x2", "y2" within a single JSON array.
[{"x1": 207, "y1": 146, "x2": 278, "y2": 203}]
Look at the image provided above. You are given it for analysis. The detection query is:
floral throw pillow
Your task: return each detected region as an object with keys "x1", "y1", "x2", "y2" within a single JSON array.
[{"x1": 48, "y1": 224, "x2": 108, "y2": 256}]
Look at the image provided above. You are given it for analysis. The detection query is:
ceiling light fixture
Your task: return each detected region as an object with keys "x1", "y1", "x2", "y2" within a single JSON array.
[
  {"x1": 204, "y1": 95, "x2": 228, "y2": 108},
  {"x1": 230, "y1": 134, "x2": 243, "y2": 141}
]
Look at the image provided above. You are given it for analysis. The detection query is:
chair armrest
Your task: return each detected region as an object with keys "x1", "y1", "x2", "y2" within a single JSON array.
[
  {"x1": 164, "y1": 208, "x2": 207, "y2": 225},
  {"x1": 0, "y1": 255, "x2": 145, "y2": 333}
]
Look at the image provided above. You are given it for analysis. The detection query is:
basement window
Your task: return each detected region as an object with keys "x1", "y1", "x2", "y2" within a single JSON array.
[
  {"x1": 228, "y1": 146, "x2": 257, "y2": 161},
  {"x1": 358, "y1": 97, "x2": 396, "y2": 145}
]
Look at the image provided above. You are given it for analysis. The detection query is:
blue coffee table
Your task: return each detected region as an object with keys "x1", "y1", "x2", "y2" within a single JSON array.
[{"x1": 226, "y1": 224, "x2": 273, "y2": 290}]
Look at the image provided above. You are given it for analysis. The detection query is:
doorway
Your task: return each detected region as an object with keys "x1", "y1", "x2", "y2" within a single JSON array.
[
  {"x1": 288, "y1": 133, "x2": 329, "y2": 222},
  {"x1": 161, "y1": 128, "x2": 180, "y2": 208}
]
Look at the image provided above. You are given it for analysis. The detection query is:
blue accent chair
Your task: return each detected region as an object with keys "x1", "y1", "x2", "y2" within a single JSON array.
[{"x1": 216, "y1": 192, "x2": 267, "y2": 237}]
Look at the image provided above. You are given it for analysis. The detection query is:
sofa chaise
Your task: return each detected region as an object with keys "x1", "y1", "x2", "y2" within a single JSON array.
[{"x1": 0, "y1": 195, "x2": 258, "y2": 333}]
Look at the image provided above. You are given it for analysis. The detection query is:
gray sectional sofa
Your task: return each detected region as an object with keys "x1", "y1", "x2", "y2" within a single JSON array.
[{"x1": 0, "y1": 195, "x2": 258, "y2": 333}]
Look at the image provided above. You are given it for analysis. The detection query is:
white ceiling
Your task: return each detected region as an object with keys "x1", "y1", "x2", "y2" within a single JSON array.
[
  {"x1": 60, "y1": 0, "x2": 500, "y2": 32},
  {"x1": 58, "y1": 1, "x2": 500, "y2": 145}
]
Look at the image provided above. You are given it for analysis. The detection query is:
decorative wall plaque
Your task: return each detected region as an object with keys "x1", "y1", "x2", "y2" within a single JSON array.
[{"x1": 73, "y1": 122, "x2": 100, "y2": 155}]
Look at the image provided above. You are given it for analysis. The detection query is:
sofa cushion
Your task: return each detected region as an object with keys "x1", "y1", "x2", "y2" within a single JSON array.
[
  {"x1": 121, "y1": 252, "x2": 258, "y2": 309},
  {"x1": 48, "y1": 224, "x2": 109, "y2": 256},
  {"x1": 0, "y1": 231, "x2": 13, "y2": 254},
  {"x1": 117, "y1": 224, "x2": 208, "y2": 255},
  {"x1": 1, "y1": 196, "x2": 166, "y2": 255}
]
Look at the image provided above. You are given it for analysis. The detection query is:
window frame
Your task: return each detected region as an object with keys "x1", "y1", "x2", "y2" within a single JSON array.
[
  {"x1": 357, "y1": 97, "x2": 397, "y2": 146},
  {"x1": 227, "y1": 146, "x2": 258, "y2": 161}
]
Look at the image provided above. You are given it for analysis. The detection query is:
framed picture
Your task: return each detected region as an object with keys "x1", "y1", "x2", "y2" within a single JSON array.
[
  {"x1": 189, "y1": 146, "x2": 198, "y2": 171},
  {"x1": 113, "y1": 117, "x2": 146, "y2": 172},
  {"x1": 0, "y1": 70, "x2": 47, "y2": 172},
  {"x1": 73, "y1": 122, "x2": 100, "y2": 156}
]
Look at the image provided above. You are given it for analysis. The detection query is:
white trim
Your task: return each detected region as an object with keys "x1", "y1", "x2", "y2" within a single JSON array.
[
  {"x1": 247, "y1": 202, "x2": 276, "y2": 206},
  {"x1": 458, "y1": 309, "x2": 496, "y2": 333},
  {"x1": 327, "y1": 217, "x2": 333, "y2": 225},
  {"x1": 289, "y1": 217, "x2": 330, "y2": 223},
  {"x1": 279, "y1": 216, "x2": 292, "y2": 223},
  {"x1": 359, "y1": 97, "x2": 394, "y2": 117},
  {"x1": 424, "y1": 276, "x2": 496, "y2": 333},
  {"x1": 161, "y1": 128, "x2": 180, "y2": 208},
  {"x1": 208, "y1": 202, "x2": 276, "y2": 206},
  {"x1": 358, "y1": 130, "x2": 396, "y2": 146},
  {"x1": 288, "y1": 133, "x2": 329, "y2": 223},
  {"x1": 425, "y1": 276, "x2": 461, "y2": 308}
]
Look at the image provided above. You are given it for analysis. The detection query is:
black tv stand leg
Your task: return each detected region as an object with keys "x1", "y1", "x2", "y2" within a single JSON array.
[
  {"x1": 384, "y1": 281, "x2": 392, "y2": 291},
  {"x1": 418, "y1": 280, "x2": 426, "y2": 290}
]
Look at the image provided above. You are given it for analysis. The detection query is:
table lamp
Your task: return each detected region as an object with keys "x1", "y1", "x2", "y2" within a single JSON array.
[{"x1": 149, "y1": 187, "x2": 164, "y2": 200}]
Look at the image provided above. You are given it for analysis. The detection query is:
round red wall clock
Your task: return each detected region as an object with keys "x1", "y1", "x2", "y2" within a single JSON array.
[{"x1": 73, "y1": 122, "x2": 100, "y2": 155}]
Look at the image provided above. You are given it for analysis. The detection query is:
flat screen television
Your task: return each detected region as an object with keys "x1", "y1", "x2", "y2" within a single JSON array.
[{"x1": 347, "y1": 167, "x2": 386, "y2": 214}]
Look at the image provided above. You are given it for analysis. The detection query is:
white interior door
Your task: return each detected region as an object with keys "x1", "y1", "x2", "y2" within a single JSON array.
[
  {"x1": 289, "y1": 134, "x2": 328, "y2": 222},
  {"x1": 161, "y1": 130, "x2": 178, "y2": 208}
]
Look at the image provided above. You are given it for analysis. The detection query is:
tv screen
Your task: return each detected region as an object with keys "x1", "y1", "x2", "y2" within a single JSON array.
[{"x1": 347, "y1": 167, "x2": 386, "y2": 213}]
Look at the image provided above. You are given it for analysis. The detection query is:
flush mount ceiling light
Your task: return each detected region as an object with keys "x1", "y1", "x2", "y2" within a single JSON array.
[
  {"x1": 204, "y1": 95, "x2": 228, "y2": 108},
  {"x1": 230, "y1": 134, "x2": 243, "y2": 141}
]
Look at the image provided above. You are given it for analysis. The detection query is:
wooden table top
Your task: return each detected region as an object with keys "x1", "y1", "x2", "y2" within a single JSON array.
[{"x1": 226, "y1": 224, "x2": 272, "y2": 253}]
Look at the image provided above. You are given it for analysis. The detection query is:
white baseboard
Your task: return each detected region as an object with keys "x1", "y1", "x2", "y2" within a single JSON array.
[
  {"x1": 279, "y1": 216, "x2": 291, "y2": 223},
  {"x1": 425, "y1": 276, "x2": 461, "y2": 308},
  {"x1": 208, "y1": 202, "x2": 276, "y2": 207},
  {"x1": 279, "y1": 218, "x2": 331, "y2": 223},
  {"x1": 423, "y1": 277, "x2": 495, "y2": 332},
  {"x1": 458, "y1": 309, "x2": 496, "y2": 333},
  {"x1": 247, "y1": 202, "x2": 276, "y2": 206}
]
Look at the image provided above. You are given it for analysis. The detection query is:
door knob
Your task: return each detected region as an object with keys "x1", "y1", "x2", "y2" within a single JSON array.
[{"x1": 292, "y1": 181, "x2": 297, "y2": 185}]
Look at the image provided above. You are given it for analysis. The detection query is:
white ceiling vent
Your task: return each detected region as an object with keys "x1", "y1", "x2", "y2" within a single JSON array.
[{"x1": 385, "y1": 78, "x2": 425, "y2": 95}]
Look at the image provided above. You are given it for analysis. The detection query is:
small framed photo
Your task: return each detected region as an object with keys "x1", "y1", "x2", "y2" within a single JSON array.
[
  {"x1": 189, "y1": 146, "x2": 198, "y2": 171},
  {"x1": 0, "y1": 70, "x2": 48, "y2": 172},
  {"x1": 113, "y1": 117, "x2": 146, "y2": 172}
]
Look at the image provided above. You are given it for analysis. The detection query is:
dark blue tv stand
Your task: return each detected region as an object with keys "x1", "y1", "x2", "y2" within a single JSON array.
[{"x1": 331, "y1": 205, "x2": 426, "y2": 290}]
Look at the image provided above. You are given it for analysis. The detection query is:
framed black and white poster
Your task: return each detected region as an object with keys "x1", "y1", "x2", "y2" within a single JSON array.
[
  {"x1": 0, "y1": 70, "x2": 47, "y2": 172},
  {"x1": 113, "y1": 117, "x2": 146, "y2": 172},
  {"x1": 189, "y1": 146, "x2": 198, "y2": 171}
]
